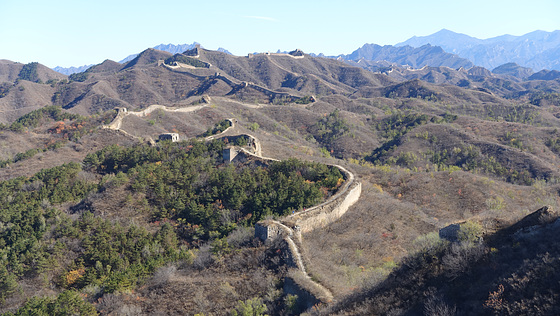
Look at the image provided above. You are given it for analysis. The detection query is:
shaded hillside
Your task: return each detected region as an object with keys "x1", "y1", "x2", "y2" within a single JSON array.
[
  {"x1": 529, "y1": 69, "x2": 560, "y2": 81},
  {"x1": 492, "y1": 62, "x2": 534, "y2": 80},
  {"x1": 0, "y1": 80, "x2": 60, "y2": 124},
  {"x1": 36, "y1": 48, "x2": 398, "y2": 118},
  {"x1": 199, "y1": 48, "x2": 394, "y2": 94},
  {"x1": 353, "y1": 78, "x2": 505, "y2": 105},
  {"x1": 351, "y1": 60, "x2": 560, "y2": 101},
  {"x1": 315, "y1": 206, "x2": 560, "y2": 315},
  {"x1": 0, "y1": 61, "x2": 68, "y2": 123},
  {"x1": 4, "y1": 47, "x2": 560, "y2": 127}
]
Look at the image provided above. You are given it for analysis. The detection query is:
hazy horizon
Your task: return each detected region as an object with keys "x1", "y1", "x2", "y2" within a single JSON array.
[{"x1": 1, "y1": 0, "x2": 559, "y2": 68}]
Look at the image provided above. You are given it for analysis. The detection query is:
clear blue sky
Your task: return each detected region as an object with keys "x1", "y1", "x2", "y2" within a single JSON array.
[{"x1": 1, "y1": 0, "x2": 559, "y2": 68}]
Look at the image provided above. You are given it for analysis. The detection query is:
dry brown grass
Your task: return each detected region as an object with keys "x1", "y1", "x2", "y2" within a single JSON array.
[
  {"x1": 0, "y1": 129, "x2": 137, "y2": 181},
  {"x1": 93, "y1": 246, "x2": 284, "y2": 316},
  {"x1": 301, "y1": 165, "x2": 559, "y2": 297}
]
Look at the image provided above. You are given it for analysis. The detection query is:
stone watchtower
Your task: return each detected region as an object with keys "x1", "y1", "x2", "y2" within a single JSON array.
[
  {"x1": 158, "y1": 133, "x2": 179, "y2": 142},
  {"x1": 223, "y1": 147, "x2": 238, "y2": 163},
  {"x1": 255, "y1": 220, "x2": 283, "y2": 242}
]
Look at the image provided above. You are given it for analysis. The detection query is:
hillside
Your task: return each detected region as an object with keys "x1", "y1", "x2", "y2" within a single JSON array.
[
  {"x1": 0, "y1": 60, "x2": 67, "y2": 83},
  {"x1": 348, "y1": 60, "x2": 560, "y2": 104},
  {"x1": 341, "y1": 44, "x2": 473, "y2": 69},
  {"x1": 119, "y1": 42, "x2": 200, "y2": 64},
  {"x1": 492, "y1": 62, "x2": 534, "y2": 80},
  {"x1": 2, "y1": 46, "x2": 560, "y2": 315},
  {"x1": 314, "y1": 206, "x2": 560, "y2": 315}
]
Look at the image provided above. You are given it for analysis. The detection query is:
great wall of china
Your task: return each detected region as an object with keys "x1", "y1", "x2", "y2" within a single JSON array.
[
  {"x1": 102, "y1": 97, "x2": 362, "y2": 305},
  {"x1": 158, "y1": 47, "x2": 313, "y2": 104}
]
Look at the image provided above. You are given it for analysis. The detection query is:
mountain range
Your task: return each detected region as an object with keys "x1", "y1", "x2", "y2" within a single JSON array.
[
  {"x1": 53, "y1": 43, "x2": 233, "y2": 75},
  {"x1": 398, "y1": 29, "x2": 560, "y2": 71},
  {"x1": 338, "y1": 43, "x2": 473, "y2": 69},
  {"x1": 52, "y1": 29, "x2": 560, "y2": 79},
  {"x1": 52, "y1": 64, "x2": 94, "y2": 76},
  {"x1": 3, "y1": 39, "x2": 560, "y2": 314}
]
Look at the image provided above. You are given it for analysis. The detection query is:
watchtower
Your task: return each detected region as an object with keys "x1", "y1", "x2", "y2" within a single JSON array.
[
  {"x1": 158, "y1": 133, "x2": 179, "y2": 142},
  {"x1": 223, "y1": 147, "x2": 238, "y2": 163}
]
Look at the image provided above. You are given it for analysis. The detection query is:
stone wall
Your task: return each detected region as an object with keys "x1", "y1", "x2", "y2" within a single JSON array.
[
  {"x1": 253, "y1": 162, "x2": 360, "y2": 239},
  {"x1": 280, "y1": 164, "x2": 360, "y2": 233},
  {"x1": 286, "y1": 181, "x2": 362, "y2": 234},
  {"x1": 244, "y1": 140, "x2": 361, "y2": 306}
]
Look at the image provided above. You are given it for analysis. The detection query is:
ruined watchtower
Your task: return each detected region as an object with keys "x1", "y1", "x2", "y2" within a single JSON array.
[
  {"x1": 255, "y1": 220, "x2": 283, "y2": 242},
  {"x1": 158, "y1": 133, "x2": 179, "y2": 142}
]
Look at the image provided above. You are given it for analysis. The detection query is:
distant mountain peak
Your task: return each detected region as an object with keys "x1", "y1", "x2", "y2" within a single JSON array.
[
  {"x1": 53, "y1": 64, "x2": 94, "y2": 76},
  {"x1": 342, "y1": 43, "x2": 472, "y2": 69},
  {"x1": 119, "y1": 42, "x2": 201, "y2": 64},
  {"x1": 434, "y1": 28, "x2": 455, "y2": 34},
  {"x1": 121, "y1": 48, "x2": 172, "y2": 70},
  {"x1": 397, "y1": 29, "x2": 560, "y2": 71}
]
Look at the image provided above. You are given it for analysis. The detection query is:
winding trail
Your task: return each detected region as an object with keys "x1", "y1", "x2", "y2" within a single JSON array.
[
  {"x1": 101, "y1": 98, "x2": 360, "y2": 304},
  {"x1": 102, "y1": 104, "x2": 208, "y2": 139},
  {"x1": 237, "y1": 136, "x2": 361, "y2": 303}
]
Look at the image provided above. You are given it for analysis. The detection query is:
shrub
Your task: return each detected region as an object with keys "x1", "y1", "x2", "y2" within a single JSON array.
[
  {"x1": 457, "y1": 220, "x2": 483, "y2": 244},
  {"x1": 7, "y1": 290, "x2": 97, "y2": 316},
  {"x1": 164, "y1": 54, "x2": 210, "y2": 68},
  {"x1": 423, "y1": 291, "x2": 456, "y2": 316},
  {"x1": 247, "y1": 122, "x2": 260, "y2": 132},
  {"x1": 230, "y1": 297, "x2": 268, "y2": 316},
  {"x1": 442, "y1": 241, "x2": 485, "y2": 278},
  {"x1": 0, "y1": 82, "x2": 10, "y2": 98},
  {"x1": 412, "y1": 232, "x2": 447, "y2": 254},
  {"x1": 295, "y1": 95, "x2": 314, "y2": 104},
  {"x1": 309, "y1": 109, "x2": 350, "y2": 149},
  {"x1": 486, "y1": 196, "x2": 505, "y2": 211},
  {"x1": 202, "y1": 119, "x2": 232, "y2": 137}
]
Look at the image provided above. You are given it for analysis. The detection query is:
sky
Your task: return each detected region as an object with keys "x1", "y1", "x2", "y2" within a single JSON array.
[{"x1": 1, "y1": 0, "x2": 559, "y2": 68}]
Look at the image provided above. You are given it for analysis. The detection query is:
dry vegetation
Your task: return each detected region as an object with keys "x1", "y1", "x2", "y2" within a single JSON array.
[{"x1": 2, "y1": 48, "x2": 560, "y2": 315}]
